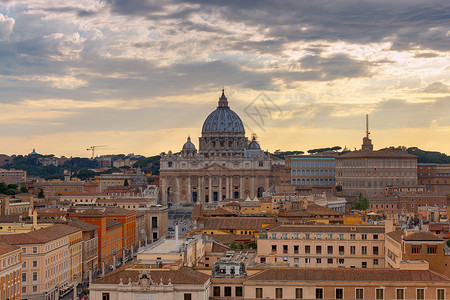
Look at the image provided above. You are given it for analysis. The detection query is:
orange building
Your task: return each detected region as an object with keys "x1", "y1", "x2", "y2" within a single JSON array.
[
  {"x1": 76, "y1": 210, "x2": 119, "y2": 267},
  {"x1": 75, "y1": 208, "x2": 136, "y2": 267},
  {"x1": 0, "y1": 243, "x2": 22, "y2": 300}
]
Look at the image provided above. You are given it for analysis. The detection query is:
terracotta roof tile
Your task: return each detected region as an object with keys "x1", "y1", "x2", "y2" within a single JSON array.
[
  {"x1": 403, "y1": 231, "x2": 443, "y2": 241},
  {"x1": 67, "y1": 219, "x2": 99, "y2": 232},
  {"x1": 93, "y1": 265, "x2": 209, "y2": 285},
  {"x1": 203, "y1": 217, "x2": 275, "y2": 231},
  {"x1": 0, "y1": 242, "x2": 20, "y2": 256},
  {"x1": 267, "y1": 224, "x2": 384, "y2": 233},
  {"x1": 246, "y1": 268, "x2": 449, "y2": 282},
  {"x1": 387, "y1": 230, "x2": 403, "y2": 243},
  {"x1": 0, "y1": 224, "x2": 81, "y2": 245},
  {"x1": 106, "y1": 220, "x2": 123, "y2": 230}
]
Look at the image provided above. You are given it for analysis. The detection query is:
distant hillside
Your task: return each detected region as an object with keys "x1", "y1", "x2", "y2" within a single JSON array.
[{"x1": 407, "y1": 147, "x2": 450, "y2": 164}]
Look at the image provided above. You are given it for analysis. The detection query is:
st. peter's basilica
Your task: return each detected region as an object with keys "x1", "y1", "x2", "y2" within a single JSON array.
[{"x1": 160, "y1": 90, "x2": 271, "y2": 205}]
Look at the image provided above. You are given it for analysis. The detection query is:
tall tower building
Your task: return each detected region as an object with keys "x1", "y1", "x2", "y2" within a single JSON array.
[{"x1": 361, "y1": 114, "x2": 373, "y2": 151}]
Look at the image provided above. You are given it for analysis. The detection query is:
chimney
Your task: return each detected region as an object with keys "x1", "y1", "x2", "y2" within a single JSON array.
[
  {"x1": 175, "y1": 225, "x2": 179, "y2": 251},
  {"x1": 33, "y1": 210, "x2": 37, "y2": 229}
]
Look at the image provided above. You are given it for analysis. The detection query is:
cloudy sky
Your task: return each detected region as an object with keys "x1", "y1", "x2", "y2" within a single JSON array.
[{"x1": 1, "y1": 0, "x2": 450, "y2": 157}]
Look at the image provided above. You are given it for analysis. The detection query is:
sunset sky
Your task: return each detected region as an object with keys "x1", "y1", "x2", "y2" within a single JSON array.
[{"x1": 1, "y1": 0, "x2": 450, "y2": 157}]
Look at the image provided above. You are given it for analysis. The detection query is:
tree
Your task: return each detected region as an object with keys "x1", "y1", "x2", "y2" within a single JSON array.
[
  {"x1": 20, "y1": 185, "x2": 28, "y2": 193},
  {"x1": 38, "y1": 188, "x2": 45, "y2": 198},
  {"x1": 447, "y1": 240, "x2": 450, "y2": 248},
  {"x1": 352, "y1": 196, "x2": 369, "y2": 211},
  {"x1": 124, "y1": 179, "x2": 129, "y2": 186}
]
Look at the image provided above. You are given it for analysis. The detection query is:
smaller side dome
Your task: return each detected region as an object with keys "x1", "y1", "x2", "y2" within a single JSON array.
[
  {"x1": 182, "y1": 136, "x2": 196, "y2": 150},
  {"x1": 247, "y1": 136, "x2": 261, "y2": 150}
]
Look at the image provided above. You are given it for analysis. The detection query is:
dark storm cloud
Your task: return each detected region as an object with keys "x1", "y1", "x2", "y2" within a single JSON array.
[{"x1": 105, "y1": 0, "x2": 450, "y2": 52}]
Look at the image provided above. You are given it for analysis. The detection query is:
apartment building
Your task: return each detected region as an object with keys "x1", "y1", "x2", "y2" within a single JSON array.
[
  {"x1": 335, "y1": 149, "x2": 417, "y2": 196},
  {"x1": 0, "y1": 243, "x2": 22, "y2": 300},
  {"x1": 0, "y1": 224, "x2": 82, "y2": 300},
  {"x1": 209, "y1": 268, "x2": 450, "y2": 300},
  {"x1": 386, "y1": 230, "x2": 450, "y2": 278},
  {"x1": 0, "y1": 169, "x2": 26, "y2": 185},
  {"x1": 257, "y1": 224, "x2": 385, "y2": 268},
  {"x1": 67, "y1": 219, "x2": 99, "y2": 280}
]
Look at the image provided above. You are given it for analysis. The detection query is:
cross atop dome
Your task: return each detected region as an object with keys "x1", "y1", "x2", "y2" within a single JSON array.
[{"x1": 218, "y1": 88, "x2": 229, "y2": 108}]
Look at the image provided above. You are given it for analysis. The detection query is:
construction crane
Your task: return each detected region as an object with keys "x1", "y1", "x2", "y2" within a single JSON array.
[{"x1": 87, "y1": 145, "x2": 109, "y2": 159}]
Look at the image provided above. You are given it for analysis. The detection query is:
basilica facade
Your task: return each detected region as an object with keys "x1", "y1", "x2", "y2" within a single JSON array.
[{"x1": 160, "y1": 90, "x2": 272, "y2": 205}]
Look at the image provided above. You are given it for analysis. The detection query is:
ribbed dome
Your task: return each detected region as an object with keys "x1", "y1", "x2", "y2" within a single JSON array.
[
  {"x1": 201, "y1": 90, "x2": 245, "y2": 134},
  {"x1": 247, "y1": 136, "x2": 261, "y2": 150},
  {"x1": 182, "y1": 136, "x2": 196, "y2": 150}
]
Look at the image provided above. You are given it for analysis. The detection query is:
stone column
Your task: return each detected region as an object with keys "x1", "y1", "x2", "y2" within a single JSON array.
[
  {"x1": 209, "y1": 176, "x2": 212, "y2": 203},
  {"x1": 113, "y1": 254, "x2": 116, "y2": 270}
]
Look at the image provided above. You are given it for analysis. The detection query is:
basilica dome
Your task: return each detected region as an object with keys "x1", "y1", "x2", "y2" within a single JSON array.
[{"x1": 201, "y1": 90, "x2": 245, "y2": 134}]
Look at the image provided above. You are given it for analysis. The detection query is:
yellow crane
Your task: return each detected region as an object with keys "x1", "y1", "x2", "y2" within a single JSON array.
[{"x1": 86, "y1": 145, "x2": 109, "y2": 159}]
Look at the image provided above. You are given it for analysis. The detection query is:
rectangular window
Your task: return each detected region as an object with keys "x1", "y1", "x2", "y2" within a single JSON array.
[
  {"x1": 374, "y1": 258, "x2": 379, "y2": 265},
  {"x1": 276, "y1": 288, "x2": 283, "y2": 299},
  {"x1": 350, "y1": 234, "x2": 355, "y2": 240},
  {"x1": 427, "y1": 245, "x2": 437, "y2": 254},
  {"x1": 339, "y1": 234, "x2": 344, "y2": 240},
  {"x1": 282, "y1": 234, "x2": 288, "y2": 239},
  {"x1": 213, "y1": 286, "x2": 220, "y2": 297},
  {"x1": 184, "y1": 294, "x2": 192, "y2": 300},
  {"x1": 396, "y1": 289, "x2": 405, "y2": 299},
  {"x1": 350, "y1": 246, "x2": 356, "y2": 255},
  {"x1": 336, "y1": 288, "x2": 344, "y2": 299},
  {"x1": 338, "y1": 258, "x2": 344, "y2": 264},
  {"x1": 296, "y1": 288, "x2": 303, "y2": 299},
  {"x1": 316, "y1": 258, "x2": 321, "y2": 264},
  {"x1": 305, "y1": 258, "x2": 310, "y2": 264},
  {"x1": 305, "y1": 245, "x2": 311, "y2": 254},
  {"x1": 236, "y1": 287, "x2": 243, "y2": 297},
  {"x1": 256, "y1": 288, "x2": 263, "y2": 298},
  {"x1": 293, "y1": 233, "x2": 299, "y2": 239},
  {"x1": 327, "y1": 234, "x2": 333, "y2": 239},
  {"x1": 362, "y1": 246, "x2": 367, "y2": 255},
  {"x1": 437, "y1": 289, "x2": 445, "y2": 300},
  {"x1": 373, "y1": 234, "x2": 379, "y2": 240},
  {"x1": 356, "y1": 289, "x2": 364, "y2": 299},
  {"x1": 271, "y1": 233, "x2": 277, "y2": 239},
  {"x1": 316, "y1": 234, "x2": 322, "y2": 239},
  {"x1": 362, "y1": 234, "x2": 367, "y2": 240},
  {"x1": 22, "y1": 273, "x2": 26, "y2": 282},
  {"x1": 412, "y1": 245, "x2": 421, "y2": 254},
  {"x1": 316, "y1": 288, "x2": 323, "y2": 299},
  {"x1": 305, "y1": 234, "x2": 310, "y2": 239},
  {"x1": 376, "y1": 289, "x2": 384, "y2": 299},
  {"x1": 32, "y1": 261, "x2": 37, "y2": 268},
  {"x1": 373, "y1": 246, "x2": 379, "y2": 255},
  {"x1": 362, "y1": 262, "x2": 367, "y2": 268},
  {"x1": 272, "y1": 245, "x2": 277, "y2": 253},
  {"x1": 316, "y1": 245, "x2": 322, "y2": 254},
  {"x1": 294, "y1": 245, "x2": 299, "y2": 254},
  {"x1": 32, "y1": 272, "x2": 37, "y2": 281},
  {"x1": 328, "y1": 258, "x2": 333, "y2": 264},
  {"x1": 102, "y1": 293, "x2": 110, "y2": 300},
  {"x1": 224, "y1": 286, "x2": 232, "y2": 297},
  {"x1": 417, "y1": 289, "x2": 425, "y2": 300},
  {"x1": 328, "y1": 246, "x2": 333, "y2": 254},
  {"x1": 339, "y1": 246, "x2": 344, "y2": 255},
  {"x1": 32, "y1": 247, "x2": 37, "y2": 254},
  {"x1": 283, "y1": 245, "x2": 288, "y2": 254}
]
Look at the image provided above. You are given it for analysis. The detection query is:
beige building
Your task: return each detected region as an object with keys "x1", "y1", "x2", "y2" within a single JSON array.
[
  {"x1": 0, "y1": 224, "x2": 82, "y2": 300},
  {"x1": 257, "y1": 224, "x2": 385, "y2": 269},
  {"x1": 160, "y1": 91, "x2": 271, "y2": 205},
  {"x1": 0, "y1": 194, "x2": 34, "y2": 216},
  {"x1": 90, "y1": 266, "x2": 210, "y2": 300},
  {"x1": 336, "y1": 150, "x2": 418, "y2": 196},
  {"x1": 0, "y1": 243, "x2": 22, "y2": 300},
  {"x1": 210, "y1": 268, "x2": 450, "y2": 299},
  {"x1": 0, "y1": 169, "x2": 26, "y2": 185}
]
